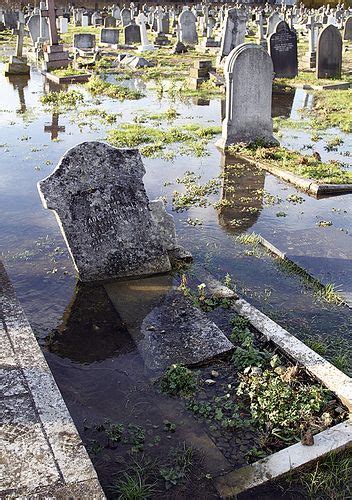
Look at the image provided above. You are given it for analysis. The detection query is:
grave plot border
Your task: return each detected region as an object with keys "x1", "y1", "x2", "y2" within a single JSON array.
[
  {"x1": 42, "y1": 70, "x2": 91, "y2": 84},
  {"x1": 198, "y1": 273, "x2": 352, "y2": 497},
  {"x1": 235, "y1": 154, "x2": 352, "y2": 197}
]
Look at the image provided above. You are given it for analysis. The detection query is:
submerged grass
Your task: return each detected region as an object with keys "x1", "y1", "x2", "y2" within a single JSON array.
[
  {"x1": 85, "y1": 75, "x2": 144, "y2": 100},
  {"x1": 40, "y1": 89, "x2": 84, "y2": 109},
  {"x1": 229, "y1": 141, "x2": 352, "y2": 185},
  {"x1": 107, "y1": 123, "x2": 221, "y2": 158}
]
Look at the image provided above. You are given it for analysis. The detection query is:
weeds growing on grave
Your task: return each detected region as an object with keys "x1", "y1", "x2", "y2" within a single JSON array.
[
  {"x1": 85, "y1": 75, "x2": 144, "y2": 100},
  {"x1": 159, "y1": 364, "x2": 198, "y2": 397},
  {"x1": 228, "y1": 140, "x2": 352, "y2": 185}
]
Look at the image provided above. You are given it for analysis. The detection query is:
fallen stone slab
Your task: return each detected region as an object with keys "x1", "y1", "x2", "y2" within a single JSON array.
[{"x1": 139, "y1": 289, "x2": 234, "y2": 372}]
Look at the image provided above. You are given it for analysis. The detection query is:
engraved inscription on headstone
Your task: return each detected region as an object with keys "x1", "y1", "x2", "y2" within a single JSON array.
[
  {"x1": 269, "y1": 21, "x2": 298, "y2": 78},
  {"x1": 38, "y1": 142, "x2": 172, "y2": 282}
]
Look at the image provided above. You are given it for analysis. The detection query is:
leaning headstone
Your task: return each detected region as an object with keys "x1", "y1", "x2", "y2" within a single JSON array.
[
  {"x1": 100, "y1": 28, "x2": 119, "y2": 46},
  {"x1": 178, "y1": 9, "x2": 198, "y2": 45},
  {"x1": 38, "y1": 142, "x2": 175, "y2": 282},
  {"x1": 269, "y1": 21, "x2": 298, "y2": 78},
  {"x1": 125, "y1": 22, "x2": 141, "y2": 44},
  {"x1": 343, "y1": 15, "x2": 352, "y2": 40},
  {"x1": 267, "y1": 11, "x2": 282, "y2": 36},
  {"x1": 316, "y1": 24, "x2": 342, "y2": 79},
  {"x1": 217, "y1": 8, "x2": 247, "y2": 66},
  {"x1": 27, "y1": 14, "x2": 42, "y2": 44},
  {"x1": 217, "y1": 43, "x2": 277, "y2": 149}
]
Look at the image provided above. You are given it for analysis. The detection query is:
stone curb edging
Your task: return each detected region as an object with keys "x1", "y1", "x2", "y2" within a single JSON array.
[
  {"x1": 238, "y1": 154, "x2": 352, "y2": 197},
  {"x1": 199, "y1": 272, "x2": 352, "y2": 497},
  {"x1": 0, "y1": 261, "x2": 106, "y2": 498}
]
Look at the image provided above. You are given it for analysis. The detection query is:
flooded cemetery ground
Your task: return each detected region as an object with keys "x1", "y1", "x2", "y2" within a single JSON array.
[{"x1": 1, "y1": 29, "x2": 352, "y2": 499}]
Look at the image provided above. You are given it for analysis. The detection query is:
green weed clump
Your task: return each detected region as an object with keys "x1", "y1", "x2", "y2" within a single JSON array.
[
  {"x1": 237, "y1": 367, "x2": 333, "y2": 443},
  {"x1": 107, "y1": 123, "x2": 221, "y2": 159},
  {"x1": 172, "y1": 171, "x2": 221, "y2": 211},
  {"x1": 85, "y1": 75, "x2": 144, "y2": 100},
  {"x1": 229, "y1": 141, "x2": 352, "y2": 185},
  {"x1": 159, "y1": 364, "x2": 198, "y2": 397},
  {"x1": 40, "y1": 90, "x2": 84, "y2": 109},
  {"x1": 50, "y1": 66, "x2": 88, "y2": 77}
]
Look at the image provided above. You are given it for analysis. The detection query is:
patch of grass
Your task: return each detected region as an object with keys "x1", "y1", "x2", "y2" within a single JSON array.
[
  {"x1": 85, "y1": 75, "x2": 144, "y2": 100},
  {"x1": 292, "y1": 451, "x2": 351, "y2": 500},
  {"x1": 113, "y1": 471, "x2": 156, "y2": 500},
  {"x1": 40, "y1": 90, "x2": 84, "y2": 109},
  {"x1": 50, "y1": 66, "x2": 88, "y2": 77},
  {"x1": 159, "y1": 364, "x2": 198, "y2": 397},
  {"x1": 310, "y1": 89, "x2": 352, "y2": 133},
  {"x1": 172, "y1": 171, "x2": 221, "y2": 211},
  {"x1": 229, "y1": 141, "x2": 352, "y2": 185},
  {"x1": 160, "y1": 444, "x2": 195, "y2": 490},
  {"x1": 236, "y1": 232, "x2": 261, "y2": 246},
  {"x1": 77, "y1": 107, "x2": 120, "y2": 125},
  {"x1": 305, "y1": 339, "x2": 328, "y2": 356},
  {"x1": 107, "y1": 123, "x2": 221, "y2": 159},
  {"x1": 134, "y1": 107, "x2": 180, "y2": 123}
]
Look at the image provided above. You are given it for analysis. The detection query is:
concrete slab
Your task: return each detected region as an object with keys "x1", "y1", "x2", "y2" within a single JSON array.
[{"x1": 0, "y1": 261, "x2": 105, "y2": 498}]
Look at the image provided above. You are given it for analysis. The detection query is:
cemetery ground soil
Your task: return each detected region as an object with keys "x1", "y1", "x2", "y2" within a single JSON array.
[{"x1": 1, "y1": 31, "x2": 352, "y2": 498}]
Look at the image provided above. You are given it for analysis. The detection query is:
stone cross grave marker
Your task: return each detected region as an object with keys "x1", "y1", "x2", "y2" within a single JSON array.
[
  {"x1": 136, "y1": 12, "x2": 155, "y2": 52},
  {"x1": 38, "y1": 142, "x2": 173, "y2": 282},
  {"x1": 269, "y1": 20, "x2": 298, "y2": 78},
  {"x1": 41, "y1": 0, "x2": 70, "y2": 70},
  {"x1": 5, "y1": 19, "x2": 30, "y2": 75}
]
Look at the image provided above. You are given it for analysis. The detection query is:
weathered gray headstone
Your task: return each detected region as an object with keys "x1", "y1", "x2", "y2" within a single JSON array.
[
  {"x1": 100, "y1": 28, "x2": 119, "y2": 46},
  {"x1": 217, "y1": 43, "x2": 277, "y2": 149},
  {"x1": 267, "y1": 11, "x2": 282, "y2": 36},
  {"x1": 316, "y1": 24, "x2": 342, "y2": 79},
  {"x1": 178, "y1": 9, "x2": 198, "y2": 45},
  {"x1": 124, "y1": 23, "x2": 141, "y2": 44},
  {"x1": 38, "y1": 142, "x2": 173, "y2": 282},
  {"x1": 343, "y1": 15, "x2": 352, "y2": 40},
  {"x1": 217, "y1": 8, "x2": 247, "y2": 66},
  {"x1": 104, "y1": 15, "x2": 116, "y2": 28},
  {"x1": 73, "y1": 33, "x2": 96, "y2": 50},
  {"x1": 121, "y1": 8, "x2": 131, "y2": 27},
  {"x1": 269, "y1": 21, "x2": 298, "y2": 78}
]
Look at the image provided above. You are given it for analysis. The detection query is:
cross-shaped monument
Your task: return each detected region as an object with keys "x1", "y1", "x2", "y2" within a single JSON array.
[
  {"x1": 4, "y1": 19, "x2": 30, "y2": 75},
  {"x1": 136, "y1": 12, "x2": 156, "y2": 51},
  {"x1": 41, "y1": 0, "x2": 70, "y2": 70},
  {"x1": 306, "y1": 15, "x2": 322, "y2": 68}
]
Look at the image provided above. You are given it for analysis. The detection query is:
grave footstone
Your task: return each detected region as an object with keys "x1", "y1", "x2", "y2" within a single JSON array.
[
  {"x1": 269, "y1": 20, "x2": 298, "y2": 78},
  {"x1": 217, "y1": 43, "x2": 277, "y2": 149},
  {"x1": 38, "y1": 142, "x2": 185, "y2": 282},
  {"x1": 316, "y1": 24, "x2": 342, "y2": 79}
]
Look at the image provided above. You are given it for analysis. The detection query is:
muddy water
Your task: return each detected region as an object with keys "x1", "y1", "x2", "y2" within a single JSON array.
[{"x1": 0, "y1": 64, "x2": 351, "y2": 495}]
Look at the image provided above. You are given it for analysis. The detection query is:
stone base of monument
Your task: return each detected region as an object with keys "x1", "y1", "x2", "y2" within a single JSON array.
[
  {"x1": 188, "y1": 60, "x2": 211, "y2": 89},
  {"x1": 154, "y1": 33, "x2": 170, "y2": 46},
  {"x1": 308, "y1": 51, "x2": 316, "y2": 68},
  {"x1": 138, "y1": 44, "x2": 157, "y2": 52},
  {"x1": 43, "y1": 70, "x2": 91, "y2": 84},
  {"x1": 201, "y1": 37, "x2": 220, "y2": 48},
  {"x1": 4, "y1": 56, "x2": 30, "y2": 75},
  {"x1": 43, "y1": 45, "x2": 70, "y2": 71}
]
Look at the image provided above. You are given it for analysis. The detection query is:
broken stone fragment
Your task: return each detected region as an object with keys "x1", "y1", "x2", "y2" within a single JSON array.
[{"x1": 205, "y1": 379, "x2": 216, "y2": 385}]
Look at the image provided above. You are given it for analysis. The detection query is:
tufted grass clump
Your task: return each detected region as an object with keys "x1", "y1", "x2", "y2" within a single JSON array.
[
  {"x1": 40, "y1": 89, "x2": 84, "y2": 109},
  {"x1": 85, "y1": 75, "x2": 144, "y2": 100}
]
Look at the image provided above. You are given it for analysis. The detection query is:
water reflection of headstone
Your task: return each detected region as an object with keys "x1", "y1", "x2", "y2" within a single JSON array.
[
  {"x1": 46, "y1": 282, "x2": 134, "y2": 363},
  {"x1": 217, "y1": 152, "x2": 265, "y2": 235},
  {"x1": 44, "y1": 112, "x2": 65, "y2": 140},
  {"x1": 7, "y1": 74, "x2": 30, "y2": 114}
]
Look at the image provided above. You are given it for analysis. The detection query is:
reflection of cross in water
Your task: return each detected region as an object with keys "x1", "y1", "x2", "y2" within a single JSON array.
[
  {"x1": 7, "y1": 74, "x2": 30, "y2": 114},
  {"x1": 303, "y1": 92, "x2": 310, "y2": 109},
  {"x1": 44, "y1": 113, "x2": 65, "y2": 140}
]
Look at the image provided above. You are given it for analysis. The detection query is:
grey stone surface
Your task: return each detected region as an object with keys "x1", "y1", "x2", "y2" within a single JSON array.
[
  {"x1": 73, "y1": 32, "x2": 96, "y2": 50},
  {"x1": 217, "y1": 43, "x2": 277, "y2": 148},
  {"x1": 124, "y1": 23, "x2": 141, "y2": 44},
  {"x1": 217, "y1": 8, "x2": 247, "y2": 65},
  {"x1": 316, "y1": 24, "x2": 342, "y2": 79},
  {"x1": 140, "y1": 290, "x2": 234, "y2": 371},
  {"x1": 343, "y1": 15, "x2": 352, "y2": 40},
  {"x1": 178, "y1": 10, "x2": 198, "y2": 45},
  {"x1": 38, "y1": 142, "x2": 172, "y2": 282},
  {"x1": 100, "y1": 27, "x2": 119, "y2": 45},
  {"x1": 0, "y1": 261, "x2": 105, "y2": 497}
]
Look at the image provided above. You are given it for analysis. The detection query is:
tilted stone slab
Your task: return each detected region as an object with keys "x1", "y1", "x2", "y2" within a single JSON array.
[
  {"x1": 140, "y1": 290, "x2": 234, "y2": 371},
  {"x1": 38, "y1": 142, "x2": 171, "y2": 282}
]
